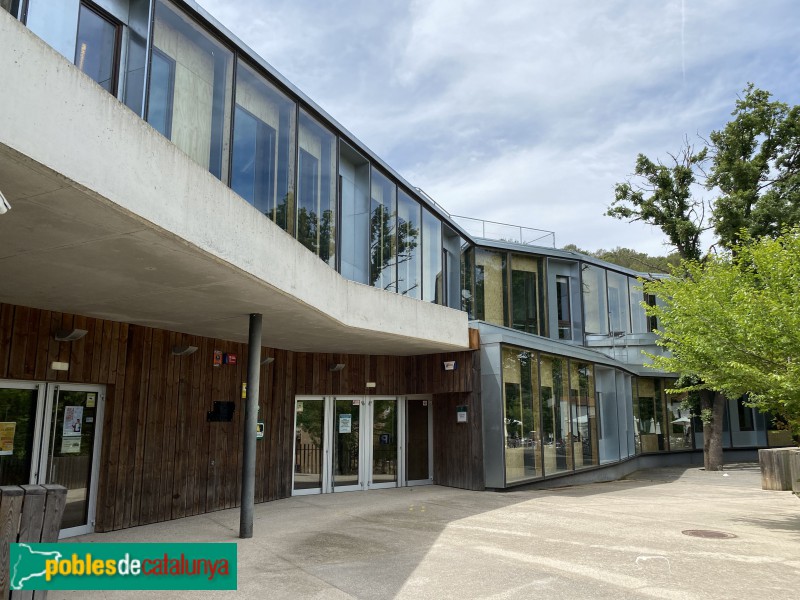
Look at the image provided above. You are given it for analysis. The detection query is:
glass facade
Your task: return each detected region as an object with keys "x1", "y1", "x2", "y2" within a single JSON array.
[
  {"x1": 582, "y1": 264, "x2": 608, "y2": 336},
  {"x1": 397, "y1": 190, "x2": 421, "y2": 298},
  {"x1": 422, "y1": 208, "x2": 443, "y2": 303},
  {"x1": 339, "y1": 143, "x2": 370, "y2": 284},
  {"x1": 502, "y1": 348, "x2": 542, "y2": 482},
  {"x1": 540, "y1": 354, "x2": 571, "y2": 474},
  {"x1": 510, "y1": 254, "x2": 541, "y2": 335},
  {"x1": 75, "y1": 3, "x2": 119, "y2": 93},
  {"x1": 150, "y1": 0, "x2": 233, "y2": 181},
  {"x1": 297, "y1": 110, "x2": 337, "y2": 266},
  {"x1": 607, "y1": 270, "x2": 630, "y2": 334},
  {"x1": 231, "y1": 61, "x2": 296, "y2": 230},
  {"x1": 569, "y1": 361, "x2": 598, "y2": 469},
  {"x1": 370, "y1": 168, "x2": 397, "y2": 292}
]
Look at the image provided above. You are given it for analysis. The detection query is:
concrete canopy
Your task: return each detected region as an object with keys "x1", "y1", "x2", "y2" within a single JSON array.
[{"x1": 0, "y1": 13, "x2": 469, "y2": 355}]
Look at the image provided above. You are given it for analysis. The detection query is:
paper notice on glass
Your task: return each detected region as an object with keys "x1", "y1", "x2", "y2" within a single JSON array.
[
  {"x1": 61, "y1": 437, "x2": 81, "y2": 454},
  {"x1": 0, "y1": 422, "x2": 16, "y2": 455},
  {"x1": 339, "y1": 414, "x2": 352, "y2": 434},
  {"x1": 63, "y1": 406, "x2": 84, "y2": 437}
]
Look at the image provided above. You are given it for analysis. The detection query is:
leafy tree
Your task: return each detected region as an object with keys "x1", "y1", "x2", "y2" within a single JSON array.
[
  {"x1": 708, "y1": 84, "x2": 800, "y2": 251},
  {"x1": 643, "y1": 230, "x2": 800, "y2": 460},
  {"x1": 606, "y1": 140, "x2": 709, "y2": 261}
]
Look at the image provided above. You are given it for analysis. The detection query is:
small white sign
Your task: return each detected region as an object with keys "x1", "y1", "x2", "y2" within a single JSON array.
[
  {"x1": 339, "y1": 414, "x2": 352, "y2": 434},
  {"x1": 296, "y1": 401, "x2": 303, "y2": 413},
  {"x1": 457, "y1": 411, "x2": 468, "y2": 423},
  {"x1": 86, "y1": 393, "x2": 96, "y2": 408},
  {"x1": 61, "y1": 438, "x2": 81, "y2": 454}
]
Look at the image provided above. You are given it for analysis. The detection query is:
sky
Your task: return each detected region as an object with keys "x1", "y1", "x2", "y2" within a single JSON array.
[{"x1": 198, "y1": 0, "x2": 800, "y2": 255}]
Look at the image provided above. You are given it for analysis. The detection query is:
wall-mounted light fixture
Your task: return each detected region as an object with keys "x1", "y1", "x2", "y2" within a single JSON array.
[
  {"x1": 0, "y1": 190, "x2": 10, "y2": 215},
  {"x1": 443, "y1": 360, "x2": 457, "y2": 371},
  {"x1": 171, "y1": 345, "x2": 198, "y2": 356},
  {"x1": 330, "y1": 363, "x2": 345, "y2": 372},
  {"x1": 261, "y1": 356, "x2": 275, "y2": 366},
  {"x1": 54, "y1": 329, "x2": 88, "y2": 342}
]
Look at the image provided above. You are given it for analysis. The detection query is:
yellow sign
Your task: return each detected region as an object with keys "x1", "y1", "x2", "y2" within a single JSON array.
[{"x1": 0, "y1": 422, "x2": 16, "y2": 456}]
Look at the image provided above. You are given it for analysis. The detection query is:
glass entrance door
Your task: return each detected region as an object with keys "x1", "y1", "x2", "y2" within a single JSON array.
[
  {"x1": 368, "y1": 398, "x2": 398, "y2": 489},
  {"x1": 0, "y1": 381, "x2": 103, "y2": 538},
  {"x1": 332, "y1": 397, "x2": 363, "y2": 492},
  {"x1": 39, "y1": 384, "x2": 104, "y2": 537}
]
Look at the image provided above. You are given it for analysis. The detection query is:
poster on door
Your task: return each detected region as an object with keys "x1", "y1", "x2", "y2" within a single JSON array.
[
  {"x1": 63, "y1": 406, "x2": 84, "y2": 437},
  {"x1": 0, "y1": 422, "x2": 16, "y2": 455},
  {"x1": 339, "y1": 414, "x2": 352, "y2": 434}
]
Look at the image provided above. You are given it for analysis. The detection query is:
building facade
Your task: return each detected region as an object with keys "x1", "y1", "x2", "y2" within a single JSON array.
[{"x1": 0, "y1": 1, "x2": 782, "y2": 537}]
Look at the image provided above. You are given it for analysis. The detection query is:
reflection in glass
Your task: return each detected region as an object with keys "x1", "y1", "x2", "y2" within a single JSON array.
[
  {"x1": 502, "y1": 347, "x2": 542, "y2": 483},
  {"x1": 293, "y1": 399, "x2": 324, "y2": 491},
  {"x1": 47, "y1": 391, "x2": 97, "y2": 530},
  {"x1": 510, "y1": 254, "x2": 540, "y2": 334},
  {"x1": 150, "y1": 0, "x2": 233, "y2": 180},
  {"x1": 607, "y1": 271, "x2": 631, "y2": 334},
  {"x1": 123, "y1": 0, "x2": 151, "y2": 116},
  {"x1": 570, "y1": 361, "x2": 598, "y2": 469},
  {"x1": 461, "y1": 246, "x2": 475, "y2": 317},
  {"x1": 0, "y1": 388, "x2": 38, "y2": 486},
  {"x1": 334, "y1": 400, "x2": 360, "y2": 487},
  {"x1": 231, "y1": 62, "x2": 296, "y2": 230},
  {"x1": 339, "y1": 143, "x2": 370, "y2": 283},
  {"x1": 75, "y1": 4, "x2": 119, "y2": 93},
  {"x1": 556, "y1": 275, "x2": 572, "y2": 339},
  {"x1": 147, "y1": 49, "x2": 175, "y2": 138},
  {"x1": 629, "y1": 276, "x2": 649, "y2": 333},
  {"x1": 636, "y1": 378, "x2": 666, "y2": 452},
  {"x1": 397, "y1": 190, "x2": 421, "y2": 298},
  {"x1": 297, "y1": 111, "x2": 336, "y2": 265},
  {"x1": 666, "y1": 384, "x2": 692, "y2": 450},
  {"x1": 582, "y1": 264, "x2": 608, "y2": 335},
  {"x1": 371, "y1": 400, "x2": 397, "y2": 484},
  {"x1": 540, "y1": 354, "x2": 571, "y2": 475},
  {"x1": 474, "y1": 249, "x2": 506, "y2": 326},
  {"x1": 370, "y1": 168, "x2": 397, "y2": 291},
  {"x1": 422, "y1": 208, "x2": 443, "y2": 303}
]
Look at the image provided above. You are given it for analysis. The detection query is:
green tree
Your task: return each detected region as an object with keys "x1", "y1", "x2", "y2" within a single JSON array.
[
  {"x1": 606, "y1": 140, "x2": 709, "y2": 261},
  {"x1": 708, "y1": 84, "x2": 800, "y2": 251},
  {"x1": 643, "y1": 230, "x2": 800, "y2": 457}
]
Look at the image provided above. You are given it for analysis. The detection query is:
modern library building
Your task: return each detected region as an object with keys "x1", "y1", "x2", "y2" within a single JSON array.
[{"x1": 0, "y1": 1, "x2": 785, "y2": 537}]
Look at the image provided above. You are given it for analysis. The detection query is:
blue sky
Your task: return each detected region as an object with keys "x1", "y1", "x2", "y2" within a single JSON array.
[{"x1": 198, "y1": 0, "x2": 800, "y2": 254}]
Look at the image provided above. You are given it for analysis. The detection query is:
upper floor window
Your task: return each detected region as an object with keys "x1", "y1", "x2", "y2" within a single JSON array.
[
  {"x1": 556, "y1": 275, "x2": 571, "y2": 340},
  {"x1": 75, "y1": 2, "x2": 121, "y2": 93}
]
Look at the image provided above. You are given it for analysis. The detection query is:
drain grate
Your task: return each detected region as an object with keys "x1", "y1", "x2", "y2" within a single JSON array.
[{"x1": 681, "y1": 529, "x2": 737, "y2": 539}]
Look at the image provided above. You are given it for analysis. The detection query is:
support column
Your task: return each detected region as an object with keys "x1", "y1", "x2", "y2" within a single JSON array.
[{"x1": 240, "y1": 313, "x2": 262, "y2": 538}]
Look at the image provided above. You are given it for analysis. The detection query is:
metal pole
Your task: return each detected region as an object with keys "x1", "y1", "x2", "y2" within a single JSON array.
[{"x1": 240, "y1": 312, "x2": 262, "y2": 538}]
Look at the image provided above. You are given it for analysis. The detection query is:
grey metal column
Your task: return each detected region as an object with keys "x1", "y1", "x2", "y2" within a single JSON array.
[{"x1": 240, "y1": 312, "x2": 262, "y2": 538}]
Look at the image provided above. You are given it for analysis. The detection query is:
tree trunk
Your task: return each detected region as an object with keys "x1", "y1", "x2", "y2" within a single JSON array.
[{"x1": 702, "y1": 391, "x2": 725, "y2": 471}]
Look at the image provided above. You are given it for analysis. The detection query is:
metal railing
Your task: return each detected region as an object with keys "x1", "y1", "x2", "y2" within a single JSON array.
[{"x1": 450, "y1": 215, "x2": 556, "y2": 248}]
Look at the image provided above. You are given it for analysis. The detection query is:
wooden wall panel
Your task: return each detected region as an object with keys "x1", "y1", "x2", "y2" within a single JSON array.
[{"x1": 0, "y1": 302, "x2": 481, "y2": 530}]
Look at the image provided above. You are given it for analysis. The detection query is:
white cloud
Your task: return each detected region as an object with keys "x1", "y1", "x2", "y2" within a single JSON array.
[{"x1": 198, "y1": 0, "x2": 800, "y2": 254}]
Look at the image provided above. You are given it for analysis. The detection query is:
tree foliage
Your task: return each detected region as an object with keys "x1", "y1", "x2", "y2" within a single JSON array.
[
  {"x1": 708, "y1": 84, "x2": 800, "y2": 250},
  {"x1": 643, "y1": 230, "x2": 800, "y2": 436},
  {"x1": 607, "y1": 141, "x2": 708, "y2": 260}
]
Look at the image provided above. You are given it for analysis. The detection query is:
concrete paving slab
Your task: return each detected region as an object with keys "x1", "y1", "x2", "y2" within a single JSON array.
[{"x1": 49, "y1": 464, "x2": 798, "y2": 599}]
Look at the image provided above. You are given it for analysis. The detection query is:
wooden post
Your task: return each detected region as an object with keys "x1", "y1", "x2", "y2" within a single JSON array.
[
  {"x1": 759, "y1": 448, "x2": 796, "y2": 491},
  {"x1": 0, "y1": 486, "x2": 24, "y2": 600},
  {"x1": 39, "y1": 485, "x2": 67, "y2": 543},
  {"x1": 12, "y1": 486, "x2": 47, "y2": 600}
]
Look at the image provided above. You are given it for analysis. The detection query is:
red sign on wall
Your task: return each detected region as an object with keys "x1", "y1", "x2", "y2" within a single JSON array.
[
  {"x1": 224, "y1": 353, "x2": 237, "y2": 365},
  {"x1": 213, "y1": 350, "x2": 223, "y2": 367}
]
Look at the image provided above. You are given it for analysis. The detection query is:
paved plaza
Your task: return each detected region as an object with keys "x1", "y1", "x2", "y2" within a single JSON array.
[{"x1": 58, "y1": 463, "x2": 798, "y2": 599}]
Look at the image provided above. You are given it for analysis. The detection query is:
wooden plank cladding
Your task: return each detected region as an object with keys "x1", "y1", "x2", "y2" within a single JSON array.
[{"x1": 0, "y1": 302, "x2": 482, "y2": 532}]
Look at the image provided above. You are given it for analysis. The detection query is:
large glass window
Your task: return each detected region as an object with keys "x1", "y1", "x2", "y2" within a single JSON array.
[
  {"x1": 569, "y1": 362, "x2": 598, "y2": 469},
  {"x1": 582, "y1": 264, "x2": 608, "y2": 336},
  {"x1": 123, "y1": 0, "x2": 152, "y2": 116},
  {"x1": 0, "y1": 1, "x2": 21, "y2": 17},
  {"x1": 540, "y1": 354, "x2": 571, "y2": 475},
  {"x1": 370, "y1": 168, "x2": 397, "y2": 291},
  {"x1": 510, "y1": 254, "x2": 541, "y2": 334},
  {"x1": 461, "y1": 246, "x2": 475, "y2": 317},
  {"x1": 339, "y1": 143, "x2": 370, "y2": 284},
  {"x1": 422, "y1": 208, "x2": 443, "y2": 303},
  {"x1": 502, "y1": 347, "x2": 542, "y2": 483},
  {"x1": 297, "y1": 111, "x2": 337, "y2": 266},
  {"x1": 474, "y1": 249, "x2": 506, "y2": 326},
  {"x1": 149, "y1": 0, "x2": 233, "y2": 181},
  {"x1": 232, "y1": 62, "x2": 296, "y2": 231},
  {"x1": 607, "y1": 270, "x2": 631, "y2": 334},
  {"x1": 556, "y1": 275, "x2": 572, "y2": 339},
  {"x1": 636, "y1": 378, "x2": 666, "y2": 452},
  {"x1": 666, "y1": 385, "x2": 693, "y2": 451},
  {"x1": 629, "y1": 277, "x2": 649, "y2": 333},
  {"x1": 396, "y1": 190, "x2": 421, "y2": 298},
  {"x1": 74, "y1": 3, "x2": 120, "y2": 93}
]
